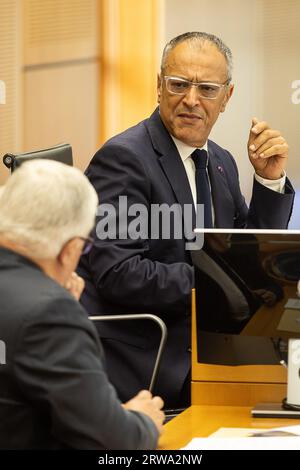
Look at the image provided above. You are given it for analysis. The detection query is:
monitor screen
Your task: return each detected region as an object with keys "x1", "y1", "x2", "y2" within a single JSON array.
[{"x1": 192, "y1": 229, "x2": 300, "y2": 367}]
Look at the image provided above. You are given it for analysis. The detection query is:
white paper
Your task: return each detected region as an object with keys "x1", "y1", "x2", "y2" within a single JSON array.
[
  {"x1": 209, "y1": 427, "x2": 266, "y2": 438},
  {"x1": 210, "y1": 425, "x2": 300, "y2": 438},
  {"x1": 284, "y1": 298, "x2": 300, "y2": 309},
  {"x1": 181, "y1": 436, "x2": 300, "y2": 450},
  {"x1": 181, "y1": 425, "x2": 300, "y2": 449},
  {"x1": 252, "y1": 424, "x2": 300, "y2": 436}
]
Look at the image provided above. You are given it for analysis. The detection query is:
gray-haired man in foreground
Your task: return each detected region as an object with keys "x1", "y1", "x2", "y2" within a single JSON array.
[{"x1": 0, "y1": 160, "x2": 164, "y2": 450}]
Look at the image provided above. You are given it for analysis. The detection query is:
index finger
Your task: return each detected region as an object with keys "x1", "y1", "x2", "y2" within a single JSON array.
[
  {"x1": 248, "y1": 118, "x2": 269, "y2": 149},
  {"x1": 136, "y1": 390, "x2": 152, "y2": 399},
  {"x1": 250, "y1": 119, "x2": 269, "y2": 136},
  {"x1": 152, "y1": 395, "x2": 164, "y2": 409}
]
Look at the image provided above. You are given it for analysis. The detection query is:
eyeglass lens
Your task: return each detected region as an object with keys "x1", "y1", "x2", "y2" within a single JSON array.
[
  {"x1": 81, "y1": 237, "x2": 94, "y2": 255},
  {"x1": 166, "y1": 78, "x2": 223, "y2": 98}
]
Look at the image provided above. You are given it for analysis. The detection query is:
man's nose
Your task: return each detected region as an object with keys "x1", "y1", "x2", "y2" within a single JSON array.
[{"x1": 182, "y1": 85, "x2": 201, "y2": 107}]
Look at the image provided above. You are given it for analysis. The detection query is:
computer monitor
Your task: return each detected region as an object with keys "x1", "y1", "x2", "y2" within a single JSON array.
[{"x1": 192, "y1": 229, "x2": 300, "y2": 368}]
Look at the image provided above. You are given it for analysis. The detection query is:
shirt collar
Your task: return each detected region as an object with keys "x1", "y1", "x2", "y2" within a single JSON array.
[{"x1": 170, "y1": 135, "x2": 208, "y2": 163}]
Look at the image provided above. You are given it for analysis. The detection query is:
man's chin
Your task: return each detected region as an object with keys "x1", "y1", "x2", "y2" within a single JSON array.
[{"x1": 174, "y1": 129, "x2": 207, "y2": 147}]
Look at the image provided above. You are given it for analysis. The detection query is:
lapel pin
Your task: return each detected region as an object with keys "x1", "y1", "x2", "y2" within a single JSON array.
[{"x1": 217, "y1": 165, "x2": 223, "y2": 173}]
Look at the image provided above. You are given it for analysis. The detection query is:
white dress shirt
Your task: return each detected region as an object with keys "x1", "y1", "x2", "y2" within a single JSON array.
[{"x1": 171, "y1": 136, "x2": 286, "y2": 218}]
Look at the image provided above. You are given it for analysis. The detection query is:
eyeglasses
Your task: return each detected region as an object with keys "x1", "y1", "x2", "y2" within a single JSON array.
[
  {"x1": 78, "y1": 236, "x2": 94, "y2": 255},
  {"x1": 164, "y1": 76, "x2": 230, "y2": 100}
]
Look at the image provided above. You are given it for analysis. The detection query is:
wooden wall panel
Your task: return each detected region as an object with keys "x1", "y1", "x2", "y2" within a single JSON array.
[
  {"x1": 0, "y1": 0, "x2": 22, "y2": 184},
  {"x1": 24, "y1": 61, "x2": 99, "y2": 171},
  {"x1": 191, "y1": 381, "x2": 286, "y2": 406},
  {"x1": 1, "y1": 0, "x2": 162, "y2": 182},
  {"x1": 100, "y1": 0, "x2": 162, "y2": 143},
  {"x1": 24, "y1": 0, "x2": 99, "y2": 65},
  {"x1": 23, "y1": 0, "x2": 100, "y2": 170}
]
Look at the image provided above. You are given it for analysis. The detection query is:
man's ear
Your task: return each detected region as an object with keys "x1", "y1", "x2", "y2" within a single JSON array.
[
  {"x1": 220, "y1": 83, "x2": 234, "y2": 113},
  {"x1": 157, "y1": 73, "x2": 162, "y2": 104},
  {"x1": 57, "y1": 238, "x2": 81, "y2": 270}
]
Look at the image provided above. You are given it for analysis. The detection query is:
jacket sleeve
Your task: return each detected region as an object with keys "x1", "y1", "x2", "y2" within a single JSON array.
[
  {"x1": 13, "y1": 295, "x2": 159, "y2": 450},
  {"x1": 222, "y1": 150, "x2": 294, "y2": 229},
  {"x1": 84, "y1": 144, "x2": 194, "y2": 314},
  {"x1": 247, "y1": 177, "x2": 294, "y2": 228}
]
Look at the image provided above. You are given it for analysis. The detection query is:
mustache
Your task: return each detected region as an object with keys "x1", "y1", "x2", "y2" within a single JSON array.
[{"x1": 177, "y1": 109, "x2": 205, "y2": 119}]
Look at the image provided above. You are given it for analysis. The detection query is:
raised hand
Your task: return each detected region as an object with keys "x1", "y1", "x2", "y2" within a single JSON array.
[{"x1": 248, "y1": 117, "x2": 288, "y2": 180}]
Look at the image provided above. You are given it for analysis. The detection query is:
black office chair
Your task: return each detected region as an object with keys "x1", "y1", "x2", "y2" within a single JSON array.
[
  {"x1": 89, "y1": 314, "x2": 185, "y2": 422},
  {"x1": 88, "y1": 314, "x2": 167, "y2": 394},
  {"x1": 2, "y1": 143, "x2": 73, "y2": 172}
]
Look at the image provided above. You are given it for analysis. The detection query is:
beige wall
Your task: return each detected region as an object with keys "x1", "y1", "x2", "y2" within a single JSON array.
[
  {"x1": 164, "y1": 0, "x2": 264, "y2": 201},
  {"x1": 164, "y1": 0, "x2": 300, "y2": 227},
  {"x1": 261, "y1": 0, "x2": 300, "y2": 188}
]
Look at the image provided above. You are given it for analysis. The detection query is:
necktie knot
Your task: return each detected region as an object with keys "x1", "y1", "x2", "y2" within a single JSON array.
[{"x1": 191, "y1": 149, "x2": 208, "y2": 170}]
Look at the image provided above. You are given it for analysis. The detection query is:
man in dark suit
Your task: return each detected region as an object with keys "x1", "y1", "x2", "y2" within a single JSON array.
[
  {"x1": 78, "y1": 32, "x2": 294, "y2": 409},
  {"x1": 0, "y1": 160, "x2": 164, "y2": 450}
]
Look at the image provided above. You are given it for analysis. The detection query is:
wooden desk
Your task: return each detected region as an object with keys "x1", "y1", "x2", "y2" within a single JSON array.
[{"x1": 159, "y1": 405, "x2": 300, "y2": 450}]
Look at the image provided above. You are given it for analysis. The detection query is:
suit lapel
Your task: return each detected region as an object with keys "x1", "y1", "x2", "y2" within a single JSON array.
[
  {"x1": 147, "y1": 109, "x2": 195, "y2": 211},
  {"x1": 208, "y1": 141, "x2": 235, "y2": 227},
  {"x1": 146, "y1": 110, "x2": 236, "y2": 229}
]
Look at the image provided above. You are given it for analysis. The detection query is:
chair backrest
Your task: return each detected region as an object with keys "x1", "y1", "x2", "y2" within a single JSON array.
[
  {"x1": 89, "y1": 313, "x2": 188, "y2": 420},
  {"x1": 2, "y1": 143, "x2": 73, "y2": 172},
  {"x1": 88, "y1": 313, "x2": 167, "y2": 394}
]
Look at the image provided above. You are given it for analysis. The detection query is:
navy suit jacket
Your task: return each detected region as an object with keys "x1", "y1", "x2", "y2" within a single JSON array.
[
  {"x1": 78, "y1": 108, "x2": 294, "y2": 407},
  {"x1": 0, "y1": 248, "x2": 158, "y2": 450}
]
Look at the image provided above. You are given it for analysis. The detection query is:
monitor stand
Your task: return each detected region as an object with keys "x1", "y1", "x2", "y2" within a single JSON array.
[{"x1": 252, "y1": 402, "x2": 300, "y2": 418}]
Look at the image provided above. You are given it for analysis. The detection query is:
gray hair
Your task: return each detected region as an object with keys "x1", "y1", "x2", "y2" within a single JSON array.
[
  {"x1": 0, "y1": 160, "x2": 98, "y2": 258},
  {"x1": 161, "y1": 32, "x2": 233, "y2": 82}
]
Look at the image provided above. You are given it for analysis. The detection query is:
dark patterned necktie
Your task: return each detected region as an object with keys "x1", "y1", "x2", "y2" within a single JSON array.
[{"x1": 191, "y1": 149, "x2": 213, "y2": 228}]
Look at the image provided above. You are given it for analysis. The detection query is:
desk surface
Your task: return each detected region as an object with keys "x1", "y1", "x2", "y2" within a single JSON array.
[{"x1": 159, "y1": 405, "x2": 300, "y2": 450}]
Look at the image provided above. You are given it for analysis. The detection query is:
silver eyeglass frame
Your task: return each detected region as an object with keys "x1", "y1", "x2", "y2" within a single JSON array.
[{"x1": 164, "y1": 75, "x2": 231, "y2": 99}]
